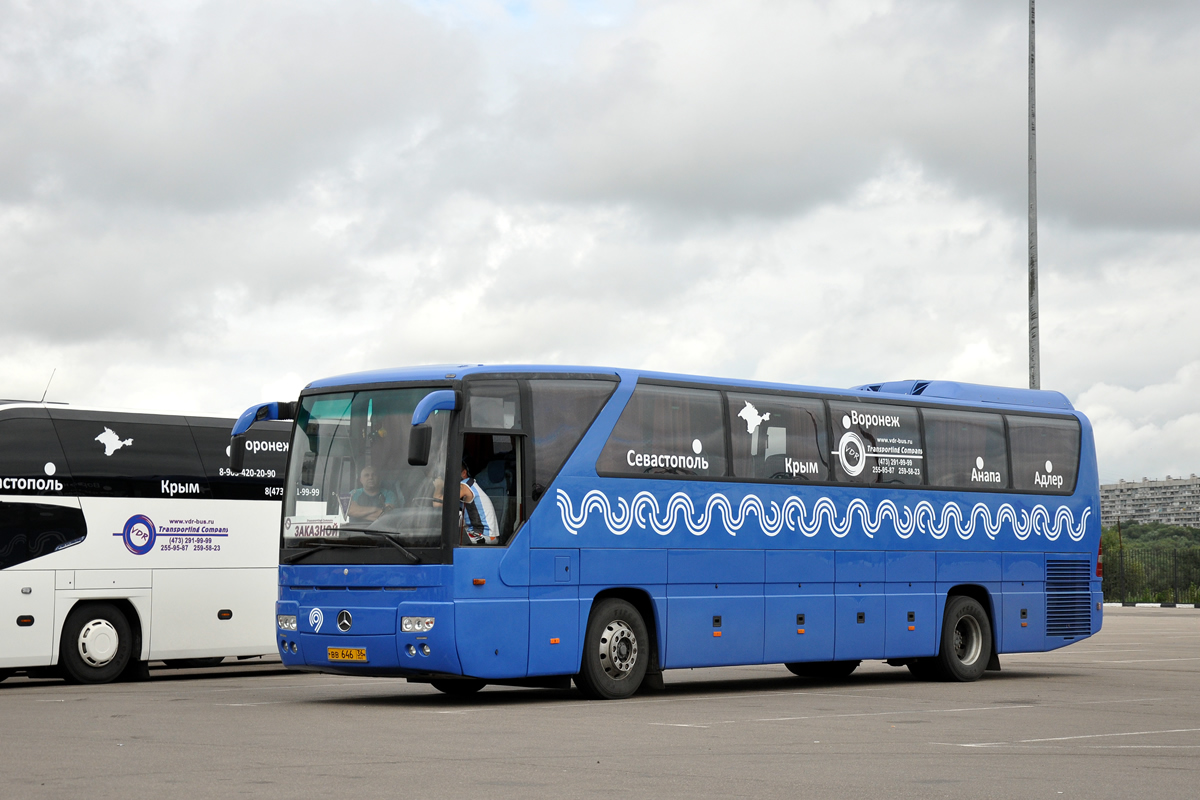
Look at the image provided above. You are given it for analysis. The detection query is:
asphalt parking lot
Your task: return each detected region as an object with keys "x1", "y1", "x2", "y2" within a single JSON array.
[{"x1": 3, "y1": 606, "x2": 1198, "y2": 799}]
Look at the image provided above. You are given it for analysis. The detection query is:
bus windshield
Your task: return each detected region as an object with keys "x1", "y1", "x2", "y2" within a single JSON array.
[{"x1": 283, "y1": 388, "x2": 450, "y2": 551}]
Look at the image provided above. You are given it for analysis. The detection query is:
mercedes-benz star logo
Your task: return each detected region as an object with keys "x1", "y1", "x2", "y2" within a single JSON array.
[{"x1": 337, "y1": 610, "x2": 352, "y2": 632}]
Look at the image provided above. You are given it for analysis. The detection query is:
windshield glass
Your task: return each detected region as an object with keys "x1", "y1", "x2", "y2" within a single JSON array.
[{"x1": 283, "y1": 388, "x2": 450, "y2": 550}]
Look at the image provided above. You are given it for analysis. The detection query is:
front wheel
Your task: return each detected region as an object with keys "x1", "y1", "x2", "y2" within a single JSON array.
[
  {"x1": 60, "y1": 602, "x2": 133, "y2": 684},
  {"x1": 936, "y1": 595, "x2": 993, "y2": 682},
  {"x1": 575, "y1": 598, "x2": 649, "y2": 700},
  {"x1": 0, "y1": 669, "x2": 13, "y2": 683},
  {"x1": 785, "y1": 660, "x2": 860, "y2": 680},
  {"x1": 430, "y1": 679, "x2": 486, "y2": 696}
]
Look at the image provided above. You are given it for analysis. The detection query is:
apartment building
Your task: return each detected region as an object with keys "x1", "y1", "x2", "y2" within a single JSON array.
[{"x1": 1100, "y1": 475, "x2": 1200, "y2": 529}]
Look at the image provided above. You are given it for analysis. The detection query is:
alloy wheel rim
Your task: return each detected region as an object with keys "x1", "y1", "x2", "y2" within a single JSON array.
[{"x1": 598, "y1": 619, "x2": 638, "y2": 680}]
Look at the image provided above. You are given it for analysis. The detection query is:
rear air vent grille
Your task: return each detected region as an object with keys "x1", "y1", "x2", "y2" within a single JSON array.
[{"x1": 1046, "y1": 559, "x2": 1092, "y2": 637}]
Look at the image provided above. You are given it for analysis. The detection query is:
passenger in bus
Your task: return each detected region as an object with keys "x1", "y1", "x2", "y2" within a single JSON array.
[
  {"x1": 347, "y1": 465, "x2": 399, "y2": 522},
  {"x1": 432, "y1": 462, "x2": 499, "y2": 545}
]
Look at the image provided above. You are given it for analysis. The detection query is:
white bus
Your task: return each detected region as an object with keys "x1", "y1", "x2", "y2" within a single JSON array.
[{"x1": 0, "y1": 402, "x2": 288, "y2": 684}]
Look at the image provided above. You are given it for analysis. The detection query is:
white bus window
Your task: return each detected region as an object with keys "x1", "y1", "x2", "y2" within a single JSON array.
[
  {"x1": 923, "y1": 409, "x2": 1008, "y2": 489},
  {"x1": 727, "y1": 393, "x2": 828, "y2": 482},
  {"x1": 828, "y1": 400, "x2": 923, "y2": 486},
  {"x1": 1007, "y1": 415, "x2": 1080, "y2": 494},
  {"x1": 0, "y1": 502, "x2": 86, "y2": 570},
  {"x1": 51, "y1": 414, "x2": 209, "y2": 499},
  {"x1": 189, "y1": 418, "x2": 289, "y2": 500},
  {"x1": 0, "y1": 413, "x2": 71, "y2": 496},
  {"x1": 597, "y1": 385, "x2": 726, "y2": 478}
]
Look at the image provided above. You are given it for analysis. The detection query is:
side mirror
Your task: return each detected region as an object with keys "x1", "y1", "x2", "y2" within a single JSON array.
[
  {"x1": 408, "y1": 424, "x2": 433, "y2": 466},
  {"x1": 229, "y1": 434, "x2": 248, "y2": 473}
]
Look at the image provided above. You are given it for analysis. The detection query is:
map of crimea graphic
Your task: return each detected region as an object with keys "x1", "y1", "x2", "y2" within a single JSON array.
[{"x1": 95, "y1": 427, "x2": 133, "y2": 456}]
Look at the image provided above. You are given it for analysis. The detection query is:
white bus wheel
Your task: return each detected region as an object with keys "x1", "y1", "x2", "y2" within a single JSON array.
[{"x1": 60, "y1": 603, "x2": 134, "y2": 685}]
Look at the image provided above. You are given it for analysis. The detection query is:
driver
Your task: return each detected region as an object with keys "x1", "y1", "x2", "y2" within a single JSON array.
[
  {"x1": 434, "y1": 462, "x2": 499, "y2": 545},
  {"x1": 347, "y1": 465, "x2": 399, "y2": 522}
]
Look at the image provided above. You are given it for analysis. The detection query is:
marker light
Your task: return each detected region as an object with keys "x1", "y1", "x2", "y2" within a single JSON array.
[
  {"x1": 401, "y1": 616, "x2": 436, "y2": 633},
  {"x1": 277, "y1": 614, "x2": 298, "y2": 631}
]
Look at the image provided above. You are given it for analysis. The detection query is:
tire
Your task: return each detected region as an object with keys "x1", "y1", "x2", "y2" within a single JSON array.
[
  {"x1": 575, "y1": 598, "x2": 649, "y2": 700},
  {"x1": 163, "y1": 658, "x2": 225, "y2": 669},
  {"x1": 430, "y1": 679, "x2": 486, "y2": 696},
  {"x1": 0, "y1": 669, "x2": 13, "y2": 683},
  {"x1": 936, "y1": 595, "x2": 993, "y2": 682},
  {"x1": 785, "y1": 660, "x2": 861, "y2": 680},
  {"x1": 60, "y1": 602, "x2": 133, "y2": 685}
]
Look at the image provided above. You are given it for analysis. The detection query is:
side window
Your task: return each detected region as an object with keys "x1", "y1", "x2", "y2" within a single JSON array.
[
  {"x1": 0, "y1": 413, "x2": 71, "y2": 496},
  {"x1": 828, "y1": 401, "x2": 923, "y2": 485},
  {"x1": 1007, "y1": 415, "x2": 1080, "y2": 494},
  {"x1": 461, "y1": 433, "x2": 522, "y2": 546},
  {"x1": 189, "y1": 418, "x2": 289, "y2": 501},
  {"x1": 727, "y1": 392, "x2": 828, "y2": 481},
  {"x1": 597, "y1": 384, "x2": 726, "y2": 478},
  {"x1": 466, "y1": 381, "x2": 522, "y2": 430},
  {"x1": 0, "y1": 502, "x2": 87, "y2": 570},
  {"x1": 528, "y1": 378, "x2": 618, "y2": 499},
  {"x1": 51, "y1": 415, "x2": 210, "y2": 499},
  {"x1": 923, "y1": 409, "x2": 1008, "y2": 489}
]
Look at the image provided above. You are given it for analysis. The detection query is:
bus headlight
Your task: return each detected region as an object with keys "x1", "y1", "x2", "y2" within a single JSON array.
[
  {"x1": 277, "y1": 614, "x2": 298, "y2": 631},
  {"x1": 401, "y1": 616, "x2": 435, "y2": 633}
]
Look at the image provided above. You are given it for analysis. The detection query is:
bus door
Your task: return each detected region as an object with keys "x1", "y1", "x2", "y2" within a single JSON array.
[
  {"x1": 0, "y1": 409, "x2": 85, "y2": 668},
  {"x1": 452, "y1": 387, "x2": 531, "y2": 678}
]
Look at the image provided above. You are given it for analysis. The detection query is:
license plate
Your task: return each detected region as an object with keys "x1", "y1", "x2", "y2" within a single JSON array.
[{"x1": 327, "y1": 647, "x2": 367, "y2": 662}]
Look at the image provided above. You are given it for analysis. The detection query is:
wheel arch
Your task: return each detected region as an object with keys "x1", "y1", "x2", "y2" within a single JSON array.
[
  {"x1": 942, "y1": 584, "x2": 999, "y2": 668},
  {"x1": 583, "y1": 588, "x2": 662, "y2": 674},
  {"x1": 55, "y1": 597, "x2": 146, "y2": 667}
]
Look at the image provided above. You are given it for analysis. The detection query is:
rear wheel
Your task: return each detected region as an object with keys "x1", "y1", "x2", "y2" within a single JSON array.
[
  {"x1": 785, "y1": 660, "x2": 861, "y2": 680},
  {"x1": 936, "y1": 595, "x2": 992, "y2": 682},
  {"x1": 430, "y1": 679, "x2": 486, "y2": 696},
  {"x1": 575, "y1": 598, "x2": 649, "y2": 700},
  {"x1": 60, "y1": 603, "x2": 133, "y2": 685}
]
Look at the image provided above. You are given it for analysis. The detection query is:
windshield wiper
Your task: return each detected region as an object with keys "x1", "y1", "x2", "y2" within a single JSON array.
[
  {"x1": 282, "y1": 541, "x2": 374, "y2": 564},
  {"x1": 336, "y1": 527, "x2": 423, "y2": 564}
]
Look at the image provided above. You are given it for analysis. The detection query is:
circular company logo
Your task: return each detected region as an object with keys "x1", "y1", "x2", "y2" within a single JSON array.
[
  {"x1": 122, "y1": 514, "x2": 157, "y2": 555},
  {"x1": 337, "y1": 610, "x2": 353, "y2": 632},
  {"x1": 838, "y1": 431, "x2": 866, "y2": 477}
]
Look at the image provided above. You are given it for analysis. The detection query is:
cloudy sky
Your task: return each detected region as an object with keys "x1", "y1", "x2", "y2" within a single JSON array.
[{"x1": 2, "y1": 0, "x2": 1198, "y2": 483}]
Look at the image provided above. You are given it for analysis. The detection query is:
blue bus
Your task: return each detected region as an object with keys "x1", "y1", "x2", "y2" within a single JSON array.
[{"x1": 232, "y1": 366, "x2": 1101, "y2": 699}]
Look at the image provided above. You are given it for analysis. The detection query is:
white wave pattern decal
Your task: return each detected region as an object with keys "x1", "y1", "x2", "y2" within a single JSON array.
[{"x1": 556, "y1": 489, "x2": 1089, "y2": 543}]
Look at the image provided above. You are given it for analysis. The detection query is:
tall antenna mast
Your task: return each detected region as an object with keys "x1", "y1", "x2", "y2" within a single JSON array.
[
  {"x1": 1028, "y1": 0, "x2": 1041, "y2": 390},
  {"x1": 39, "y1": 368, "x2": 56, "y2": 403}
]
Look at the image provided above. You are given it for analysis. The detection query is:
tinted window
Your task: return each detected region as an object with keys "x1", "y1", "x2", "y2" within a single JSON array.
[
  {"x1": 1007, "y1": 415, "x2": 1080, "y2": 494},
  {"x1": 0, "y1": 412, "x2": 70, "y2": 496},
  {"x1": 0, "y1": 501, "x2": 86, "y2": 569},
  {"x1": 189, "y1": 418, "x2": 289, "y2": 501},
  {"x1": 828, "y1": 400, "x2": 923, "y2": 485},
  {"x1": 466, "y1": 381, "x2": 522, "y2": 430},
  {"x1": 529, "y1": 379, "x2": 617, "y2": 499},
  {"x1": 923, "y1": 409, "x2": 1008, "y2": 489},
  {"x1": 462, "y1": 433, "x2": 522, "y2": 546},
  {"x1": 51, "y1": 414, "x2": 209, "y2": 498},
  {"x1": 597, "y1": 385, "x2": 726, "y2": 477},
  {"x1": 727, "y1": 393, "x2": 828, "y2": 481}
]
